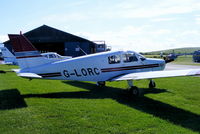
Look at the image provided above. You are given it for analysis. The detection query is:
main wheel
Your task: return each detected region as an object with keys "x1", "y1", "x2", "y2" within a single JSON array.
[
  {"x1": 129, "y1": 86, "x2": 140, "y2": 96},
  {"x1": 149, "y1": 80, "x2": 156, "y2": 88},
  {"x1": 97, "y1": 81, "x2": 106, "y2": 87}
]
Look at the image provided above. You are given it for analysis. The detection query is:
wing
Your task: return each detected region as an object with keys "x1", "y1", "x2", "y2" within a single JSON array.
[
  {"x1": 110, "y1": 69, "x2": 200, "y2": 81},
  {"x1": 18, "y1": 73, "x2": 42, "y2": 79}
]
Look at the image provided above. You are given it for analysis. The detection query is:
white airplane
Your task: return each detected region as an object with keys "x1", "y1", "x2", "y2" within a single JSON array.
[
  {"x1": 8, "y1": 34, "x2": 200, "y2": 96},
  {"x1": 41, "y1": 52, "x2": 71, "y2": 62},
  {"x1": 0, "y1": 44, "x2": 17, "y2": 65},
  {"x1": 0, "y1": 45, "x2": 71, "y2": 65}
]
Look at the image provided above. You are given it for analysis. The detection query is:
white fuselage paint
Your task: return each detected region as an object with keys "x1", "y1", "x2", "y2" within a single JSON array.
[{"x1": 20, "y1": 51, "x2": 165, "y2": 82}]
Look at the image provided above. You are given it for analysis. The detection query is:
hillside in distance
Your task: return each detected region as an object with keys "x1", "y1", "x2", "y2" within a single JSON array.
[{"x1": 141, "y1": 47, "x2": 200, "y2": 55}]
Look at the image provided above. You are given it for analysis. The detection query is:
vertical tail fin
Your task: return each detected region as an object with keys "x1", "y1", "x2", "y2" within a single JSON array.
[
  {"x1": 0, "y1": 45, "x2": 17, "y2": 65},
  {"x1": 0, "y1": 45, "x2": 15, "y2": 58},
  {"x1": 8, "y1": 34, "x2": 47, "y2": 69}
]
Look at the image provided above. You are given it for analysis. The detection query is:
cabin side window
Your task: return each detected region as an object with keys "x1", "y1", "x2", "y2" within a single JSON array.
[
  {"x1": 49, "y1": 54, "x2": 56, "y2": 58},
  {"x1": 108, "y1": 55, "x2": 121, "y2": 64},
  {"x1": 42, "y1": 55, "x2": 48, "y2": 58},
  {"x1": 123, "y1": 53, "x2": 138, "y2": 63}
]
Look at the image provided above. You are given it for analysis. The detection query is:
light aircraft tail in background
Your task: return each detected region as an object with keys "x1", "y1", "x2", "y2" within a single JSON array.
[
  {"x1": 8, "y1": 33, "x2": 200, "y2": 96},
  {"x1": 0, "y1": 44, "x2": 17, "y2": 65},
  {"x1": 8, "y1": 35, "x2": 72, "y2": 68},
  {"x1": 8, "y1": 34, "x2": 49, "y2": 68}
]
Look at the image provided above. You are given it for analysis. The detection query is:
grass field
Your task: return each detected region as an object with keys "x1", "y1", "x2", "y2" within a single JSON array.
[
  {"x1": 1, "y1": 64, "x2": 200, "y2": 134},
  {"x1": 173, "y1": 55, "x2": 200, "y2": 66}
]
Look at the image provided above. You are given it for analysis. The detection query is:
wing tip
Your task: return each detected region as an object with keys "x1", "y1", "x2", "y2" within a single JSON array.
[{"x1": 18, "y1": 73, "x2": 42, "y2": 79}]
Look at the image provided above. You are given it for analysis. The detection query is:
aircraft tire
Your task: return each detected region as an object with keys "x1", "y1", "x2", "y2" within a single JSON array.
[
  {"x1": 129, "y1": 86, "x2": 140, "y2": 96},
  {"x1": 97, "y1": 81, "x2": 106, "y2": 87},
  {"x1": 149, "y1": 80, "x2": 156, "y2": 88}
]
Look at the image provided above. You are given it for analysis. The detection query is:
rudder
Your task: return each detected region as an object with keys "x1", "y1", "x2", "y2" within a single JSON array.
[{"x1": 8, "y1": 34, "x2": 47, "y2": 69}]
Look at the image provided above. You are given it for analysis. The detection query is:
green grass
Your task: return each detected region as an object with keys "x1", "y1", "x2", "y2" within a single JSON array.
[
  {"x1": 0, "y1": 64, "x2": 18, "y2": 71},
  {"x1": 144, "y1": 55, "x2": 162, "y2": 58},
  {"x1": 1, "y1": 65, "x2": 200, "y2": 134},
  {"x1": 173, "y1": 55, "x2": 200, "y2": 66}
]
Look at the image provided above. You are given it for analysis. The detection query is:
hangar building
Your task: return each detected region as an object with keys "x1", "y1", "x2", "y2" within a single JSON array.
[{"x1": 4, "y1": 25, "x2": 109, "y2": 57}]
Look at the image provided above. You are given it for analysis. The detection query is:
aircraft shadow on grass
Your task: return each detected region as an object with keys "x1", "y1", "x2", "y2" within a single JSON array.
[
  {"x1": 1, "y1": 81, "x2": 200, "y2": 132},
  {"x1": 0, "y1": 70, "x2": 6, "y2": 73},
  {"x1": 0, "y1": 89, "x2": 27, "y2": 110}
]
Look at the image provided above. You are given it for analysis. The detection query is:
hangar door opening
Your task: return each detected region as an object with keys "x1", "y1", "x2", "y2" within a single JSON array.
[
  {"x1": 33, "y1": 42, "x2": 65, "y2": 56},
  {"x1": 64, "y1": 42, "x2": 90, "y2": 57}
]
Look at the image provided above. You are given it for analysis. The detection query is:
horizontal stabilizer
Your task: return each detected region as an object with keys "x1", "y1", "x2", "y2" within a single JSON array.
[
  {"x1": 111, "y1": 69, "x2": 200, "y2": 81},
  {"x1": 12, "y1": 69, "x2": 20, "y2": 73},
  {"x1": 18, "y1": 73, "x2": 42, "y2": 79}
]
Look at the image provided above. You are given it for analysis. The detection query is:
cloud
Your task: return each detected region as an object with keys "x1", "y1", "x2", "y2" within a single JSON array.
[
  {"x1": 101, "y1": 0, "x2": 200, "y2": 19},
  {"x1": 180, "y1": 30, "x2": 200, "y2": 36},
  {"x1": 75, "y1": 25, "x2": 176, "y2": 52},
  {"x1": 75, "y1": 20, "x2": 200, "y2": 52},
  {"x1": 39, "y1": 0, "x2": 200, "y2": 25},
  {"x1": 195, "y1": 17, "x2": 200, "y2": 25},
  {"x1": 0, "y1": 35, "x2": 8, "y2": 43},
  {"x1": 150, "y1": 29, "x2": 172, "y2": 35},
  {"x1": 151, "y1": 17, "x2": 176, "y2": 22}
]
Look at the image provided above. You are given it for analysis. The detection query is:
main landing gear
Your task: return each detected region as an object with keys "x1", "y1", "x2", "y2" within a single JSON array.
[
  {"x1": 96, "y1": 81, "x2": 106, "y2": 87},
  {"x1": 127, "y1": 79, "x2": 156, "y2": 97},
  {"x1": 149, "y1": 79, "x2": 156, "y2": 88},
  {"x1": 127, "y1": 80, "x2": 141, "y2": 96}
]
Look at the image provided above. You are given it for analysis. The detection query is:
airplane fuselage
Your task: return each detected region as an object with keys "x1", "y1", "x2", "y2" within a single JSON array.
[{"x1": 20, "y1": 51, "x2": 165, "y2": 82}]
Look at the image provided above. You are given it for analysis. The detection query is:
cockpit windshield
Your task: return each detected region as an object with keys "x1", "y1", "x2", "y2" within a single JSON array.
[
  {"x1": 56, "y1": 54, "x2": 62, "y2": 58},
  {"x1": 137, "y1": 53, "x2": 146, "y2": 61}
]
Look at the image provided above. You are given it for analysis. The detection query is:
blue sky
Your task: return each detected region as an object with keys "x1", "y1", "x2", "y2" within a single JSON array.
[{"x1": 1, "y1": 0, "x2": 200, "y2": 52}]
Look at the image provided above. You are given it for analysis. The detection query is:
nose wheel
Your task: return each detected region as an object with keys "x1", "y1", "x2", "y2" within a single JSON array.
[{"x1": 149, "y1": 79, "x2": 156, "y2": 88}]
